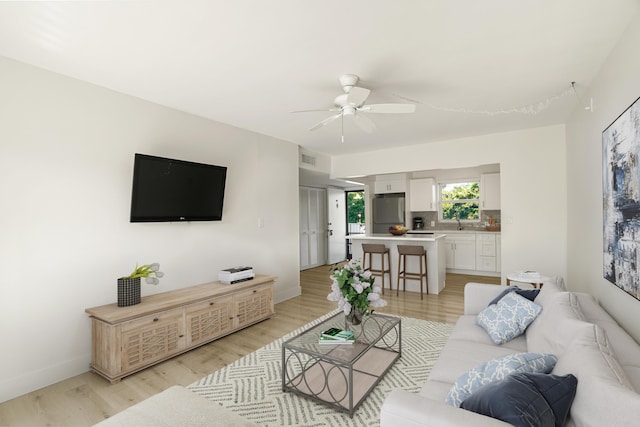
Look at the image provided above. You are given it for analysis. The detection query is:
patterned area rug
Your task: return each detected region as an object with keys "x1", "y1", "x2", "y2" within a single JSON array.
[{"x1": 188, "y1": 311, "x2": 452, "y2": 426}]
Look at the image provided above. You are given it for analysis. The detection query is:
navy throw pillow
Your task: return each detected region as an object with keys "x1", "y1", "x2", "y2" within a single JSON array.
[
  {"x1": 460, "y1": 372, "x2": 578, "y2": 427},
  {"x1": 488, "y1": 286, "x2": 540, "y2": 306}
]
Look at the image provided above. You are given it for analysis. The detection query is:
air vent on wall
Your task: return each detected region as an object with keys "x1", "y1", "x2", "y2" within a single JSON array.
[{"x1": 301, "y1": 153, "x2": 316, "y2": 167}]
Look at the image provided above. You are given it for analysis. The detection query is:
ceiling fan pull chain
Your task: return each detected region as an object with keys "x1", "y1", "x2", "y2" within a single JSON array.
[{"x1": 341, "y1": 113, "x2": 345, "y2": 143}]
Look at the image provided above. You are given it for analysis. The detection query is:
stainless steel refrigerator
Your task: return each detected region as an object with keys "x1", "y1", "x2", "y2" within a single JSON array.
[{"x1": 372, "y1": 194, "x2": 405, "y2": 233}]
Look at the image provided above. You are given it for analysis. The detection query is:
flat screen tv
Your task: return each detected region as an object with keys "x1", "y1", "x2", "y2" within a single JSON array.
[{"x1": 130, "y1": 153, "x2": 227, "y2": 222}]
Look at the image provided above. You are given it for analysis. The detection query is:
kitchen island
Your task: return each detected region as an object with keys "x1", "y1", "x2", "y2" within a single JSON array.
[{"x1": 347, "y1": 233, "x2": 447, "y2": 294}]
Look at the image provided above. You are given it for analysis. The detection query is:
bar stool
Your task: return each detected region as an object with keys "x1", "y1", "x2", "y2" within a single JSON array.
[
  {"x1": 361, "y1": 243, "x2": 392, "y2": 294},
  {"x1": 397, "y1": 245, "x2": 428, "y2": 299}
]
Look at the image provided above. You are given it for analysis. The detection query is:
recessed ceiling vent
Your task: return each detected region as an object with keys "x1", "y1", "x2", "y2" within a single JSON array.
[{"x1": 301, "y1": 153, "x2": 316, "y2": 167}]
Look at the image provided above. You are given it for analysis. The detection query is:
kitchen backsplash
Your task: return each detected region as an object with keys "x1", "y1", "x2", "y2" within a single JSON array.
[{"x1": 412, "y1": 210, "x2": 501, "y2": 231}]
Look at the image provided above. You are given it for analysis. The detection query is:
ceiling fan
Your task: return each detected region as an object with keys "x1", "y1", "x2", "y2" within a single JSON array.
[{"x1": 295, "y1": 74, "x2": 416, "y2": 140}]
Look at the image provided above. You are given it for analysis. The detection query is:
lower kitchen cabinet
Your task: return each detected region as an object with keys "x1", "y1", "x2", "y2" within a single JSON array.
[
  {"x1": 86, "y1": 275, "x2": 276, "y2": 383},
  {"x1": 476, "y1": 234, "x2": 497, "y2": 272},
  {"x1": 445, "y1": 232, "x2": 501, "y2": 275},
  {"x1": 445, "y1": 234, "x2": 476, "y2": 270}
]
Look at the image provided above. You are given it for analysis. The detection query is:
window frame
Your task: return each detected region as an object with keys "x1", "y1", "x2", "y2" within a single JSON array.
[{"x1": 438, "y1": 178, "x2": 481, "y2": 222}]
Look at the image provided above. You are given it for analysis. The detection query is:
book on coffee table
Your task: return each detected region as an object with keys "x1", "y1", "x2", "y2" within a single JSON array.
[{"x1": 321, "y1": 328, "x2": 355, "y2": 340}]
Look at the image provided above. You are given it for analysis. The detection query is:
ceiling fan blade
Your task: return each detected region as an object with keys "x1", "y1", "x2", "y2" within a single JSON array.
[
  {"x1": 309, "y1": 113, "x2": 342, "y2": 131},
  {"x1": 291, "y1": 108, "x2": 341, "y2": 113},
  {"x1": 352, "y1": 113, "x2": 377, "y2": 133},
  {"x1": 360, "y1": 103, "x2": 416, "y2": 113},
  {"x1": 345, "y1": 86, "x2": 370, "y2": 107}
]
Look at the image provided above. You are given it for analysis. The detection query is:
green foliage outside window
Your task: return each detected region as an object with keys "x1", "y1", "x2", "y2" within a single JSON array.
[
  {"x1": 347, "y1": 191, "x2": 365, "y2": 223},
  {"x1": 441, "y1": 182, "x2": 479, "y2": 220}
]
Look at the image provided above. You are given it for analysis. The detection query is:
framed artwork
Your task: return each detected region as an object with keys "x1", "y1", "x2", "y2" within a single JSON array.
[{"x1": 603, "y1": 95, "x2": 640, "y2": 300}]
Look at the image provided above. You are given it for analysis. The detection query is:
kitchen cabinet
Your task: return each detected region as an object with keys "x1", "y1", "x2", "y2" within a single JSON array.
[
  {"x1": 480, "y1": 173, "x2": 501, "y2": 210},
  {"x1": 444, "y1": 234, "x2": 476, "y2": 270},
  {"x1": 476, "y1": 234, "x2": 497, "y2": 272},
  {"x1": 496, "y1": 234, "x2": 502, "y2": 272},
  {"x1": 409, "y1": 178, "x2": 436, "y2": 211},
  {"x1": 374, "y1": 179, "x2": 407, "y2": 194}
]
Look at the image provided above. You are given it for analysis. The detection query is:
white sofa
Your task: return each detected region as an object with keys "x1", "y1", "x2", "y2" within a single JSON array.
[{"x1": 380, "y1": 280, "x2": 640, "y2": 426}]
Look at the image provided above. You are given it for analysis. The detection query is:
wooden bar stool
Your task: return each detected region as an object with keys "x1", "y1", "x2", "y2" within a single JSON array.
[
  {"x1": 397, "y1": 245, "x2": 428, "y2": 299},
  {"x1": 361, "y1": 243, "x2": 392, "y2": 294}
]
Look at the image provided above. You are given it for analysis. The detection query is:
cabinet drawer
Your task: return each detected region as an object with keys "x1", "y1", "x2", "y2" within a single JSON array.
[
  {"x1": 445, "y1": 234, "x2": 476, "y2": 242},
  {"x1": 477, "y1": 256, "x2": 497, "y2": 272},
  {"x1": 121, "y1": 308, "x2": 184, "y2": 333}
]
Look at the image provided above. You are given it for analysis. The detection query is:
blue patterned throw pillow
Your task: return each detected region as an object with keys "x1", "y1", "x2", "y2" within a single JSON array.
[
  {"x1": 476, "y1": 291, "x2": 542, "y2": 344},
  {"x1": 445, "y1": 352, "x2": 557, "y2": 407}
]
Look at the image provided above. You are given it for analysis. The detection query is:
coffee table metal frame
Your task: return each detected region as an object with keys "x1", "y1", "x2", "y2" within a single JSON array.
[{"x1": 281, "y1": 312, "x2": 401, "y2": 417}]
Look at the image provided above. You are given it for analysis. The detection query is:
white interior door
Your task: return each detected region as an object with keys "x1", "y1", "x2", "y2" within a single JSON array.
[
  {"x1": 327, "y1": 187, "x2": 347, "y2": 264},
  {"x1": 300, "y1": 187, "x2": 327, "y2": 270}
]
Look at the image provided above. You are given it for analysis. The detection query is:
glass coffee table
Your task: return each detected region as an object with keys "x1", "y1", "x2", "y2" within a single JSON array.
[{"x1": 281, "y1": 312, "x2": 401, "y2": 417}]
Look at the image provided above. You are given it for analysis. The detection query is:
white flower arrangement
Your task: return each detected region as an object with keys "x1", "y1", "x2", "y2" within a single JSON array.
[
  {"x1": 121, "y1": 262, "x2": 164, "y2": 285},
  {"x1": 327, "y1": 260, "x2": 387, "y2": 316}
]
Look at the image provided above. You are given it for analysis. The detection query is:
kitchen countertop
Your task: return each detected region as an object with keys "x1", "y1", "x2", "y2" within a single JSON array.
[
  {"x1": 409, "y1": 229, "x2": 501, "y2": 234},
  {"x1": 347, "y1": 233, "x2": 446, "y2": 242}
]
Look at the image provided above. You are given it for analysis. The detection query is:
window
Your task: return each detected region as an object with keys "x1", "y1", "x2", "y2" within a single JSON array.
[
  {"x1": 439, "y1": 180, "x2": 480, "y2": 221},
  {"x1": 346, "y1": 190, "x2": 365, "y2": 234}
]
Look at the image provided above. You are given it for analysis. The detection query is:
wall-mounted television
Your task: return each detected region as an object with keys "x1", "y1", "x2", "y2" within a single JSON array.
[{"x1": 130, "y1": 153, "x2": 227, "y2": 222}]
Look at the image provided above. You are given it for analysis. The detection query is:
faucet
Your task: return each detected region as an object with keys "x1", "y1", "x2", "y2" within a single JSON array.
[{"x1": 455, "y1": 213, "x2": 463, "y2": 230}]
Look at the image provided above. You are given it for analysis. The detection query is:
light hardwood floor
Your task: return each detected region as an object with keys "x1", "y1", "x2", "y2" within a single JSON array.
[{"x1": 0, "y1": 267, "x2": 499, "y2": 427}]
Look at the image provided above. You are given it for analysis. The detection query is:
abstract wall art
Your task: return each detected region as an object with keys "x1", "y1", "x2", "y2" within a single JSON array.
[{"x1": 603, "y1": 95, "x2": 640, "y2": 300}]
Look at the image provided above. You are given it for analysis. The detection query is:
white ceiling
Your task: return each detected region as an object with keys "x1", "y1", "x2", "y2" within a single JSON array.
[{"x1": 0, "y1": 1, "x2": 637, "y2": 156}]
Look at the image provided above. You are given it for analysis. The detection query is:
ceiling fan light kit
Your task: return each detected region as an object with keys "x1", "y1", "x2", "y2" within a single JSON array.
[{"x1": 296, "y1": 73, "x2": 416, "y2": 140}]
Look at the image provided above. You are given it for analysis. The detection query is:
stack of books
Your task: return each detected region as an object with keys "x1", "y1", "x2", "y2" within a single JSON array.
[{"x1": 318, "y1": 327, "x2": 355, "y2": 345}]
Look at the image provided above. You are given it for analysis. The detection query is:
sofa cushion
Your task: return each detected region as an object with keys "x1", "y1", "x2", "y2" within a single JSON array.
[
  {"x1": 476, "y1": 292, "x2": 541, "y2": 344},
  {"x1": 573, "y1": 292, "x2": 640, "y2": 391},
  {"x1": 531, "y1": 278, "x2": 562, "y2": 307},
  {"x1": 552, "y1": 324, "x2": 640, "y2": 426},
  {"x1": 445, "y1": 352, "x2": 557, "y2": 407},
  {"x1": 526, "y1": 292, "x2": 590, "y2": 355},
  {"x1": 449, "y1": 315, "x2": 528, "y2": 352},
  {"x1": 428, "y1": 339, "x2": 519, "y2": 384},
  {"x1": 488, "y1": 286, "x2": 540, "y2": 305},
  {"x1": 460, "y1": 373, "x2": 577, "y2": 427}
]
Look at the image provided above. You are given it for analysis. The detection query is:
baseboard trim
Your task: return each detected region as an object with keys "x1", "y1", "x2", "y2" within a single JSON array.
[{"x1": 0, "y1": 354, "x2": 90, "y2": 404}]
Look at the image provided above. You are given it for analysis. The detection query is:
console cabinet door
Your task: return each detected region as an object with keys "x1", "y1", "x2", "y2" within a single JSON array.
[
  {"x1": 120, "y1": 308, "x2": 185, "y2": 373},
  {"x1": 185, "y1": 295, "x2": 234, "y2": 347},
  {"x1": 233, "y1": 284, "x2": 274, "y2": 329}
]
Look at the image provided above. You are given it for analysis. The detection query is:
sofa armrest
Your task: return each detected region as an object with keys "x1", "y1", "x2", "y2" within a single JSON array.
[
  {"x1": 464, "y1": 283, "x2": 506, "y2": 315},
  {"x1": 380, "y1": 389, "x2": 511, "y2": 427}
]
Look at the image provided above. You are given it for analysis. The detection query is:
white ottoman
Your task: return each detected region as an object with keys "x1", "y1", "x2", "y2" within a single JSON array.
[{"x1": 93, "y1": 385, "x2": 258, "y2": 427}]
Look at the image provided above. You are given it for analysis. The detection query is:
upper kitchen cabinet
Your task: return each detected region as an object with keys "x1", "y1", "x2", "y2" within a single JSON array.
[
  {"x1": 409, "y1": 178, "x2": 436, "y2": 211},
  {"x1": 374, "y1": 178, "x2": 407, "y2": 194},
  {"x1": 480, "y1": 173, "x2": 501, "y2": 210}
]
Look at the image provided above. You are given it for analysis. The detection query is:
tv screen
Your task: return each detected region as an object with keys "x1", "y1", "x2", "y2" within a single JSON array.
[{"x1": 130, "y1": 153, "x2": 227, "y2": 222}]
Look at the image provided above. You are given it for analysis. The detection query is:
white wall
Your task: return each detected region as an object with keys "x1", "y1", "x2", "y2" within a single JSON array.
[
  {"x1": 0, "y1": 57, "x2": 301, "y2": 403},
  {"x1": 566, "y1": 12, "x2": 640, "y2": 342},
  {"x1": 332, "y1": 125, "x2": 568, "y2": 286}
]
